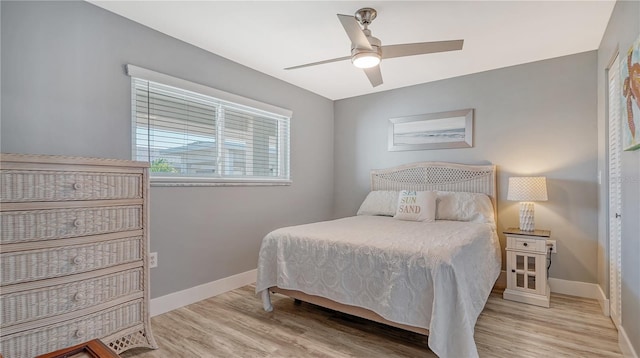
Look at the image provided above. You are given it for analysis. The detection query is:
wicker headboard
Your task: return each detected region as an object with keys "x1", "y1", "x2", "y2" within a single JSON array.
[{"x1": 371, "y1": 161, "x2": 497, "y2": 220}]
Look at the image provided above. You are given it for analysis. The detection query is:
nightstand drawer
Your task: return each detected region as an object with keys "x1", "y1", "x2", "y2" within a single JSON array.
[{"x1": 506, "y1": 236, "x2": 547, "y2": 253}]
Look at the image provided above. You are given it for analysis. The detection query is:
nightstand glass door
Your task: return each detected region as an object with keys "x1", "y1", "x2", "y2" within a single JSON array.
[{"x1": 510, "y1": 252, "x2": 543, "y2": 294}]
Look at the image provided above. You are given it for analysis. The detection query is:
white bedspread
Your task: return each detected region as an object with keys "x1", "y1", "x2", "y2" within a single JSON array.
[{"x1": 256, "y1": 216, "x2": 501, "y2": 358}]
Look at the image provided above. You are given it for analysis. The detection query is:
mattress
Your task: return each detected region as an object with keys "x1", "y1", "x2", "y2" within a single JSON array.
[{"x1": 256, "y1": 215, "x2": 501, "y2": 358}]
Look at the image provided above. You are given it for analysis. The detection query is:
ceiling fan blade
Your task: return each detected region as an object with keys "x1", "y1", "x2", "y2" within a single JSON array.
[
  {"x1": 337, "y1": 14, "x2": 372, "y2": 50},
  {"x1": 364, "y1": 66, "x2": 383, "y2": 87},
  {"x1": 284, "y1": 56, "x2": 351, "y2": 70},
  {"x1": 381, "y1": 40, "x2": 464, "y2": 59}
]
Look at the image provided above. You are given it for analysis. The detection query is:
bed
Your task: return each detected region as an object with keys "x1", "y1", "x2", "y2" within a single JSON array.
[{"x1": 256, "y1": 162, "x2": 501, "y2": 358}]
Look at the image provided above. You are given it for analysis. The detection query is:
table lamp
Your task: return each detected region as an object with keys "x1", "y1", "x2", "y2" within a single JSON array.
[{"x1": 507, "y1": 176, "x2": 548, "y2": 231}]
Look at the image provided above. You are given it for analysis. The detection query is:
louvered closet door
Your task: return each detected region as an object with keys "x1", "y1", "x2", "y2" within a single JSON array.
[{"x1": 608, "y1": 54, "x2": 622, "y2": 329}]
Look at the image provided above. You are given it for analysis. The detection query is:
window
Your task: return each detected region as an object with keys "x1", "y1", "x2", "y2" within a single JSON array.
[{"x1": 128, "y1": 65, "x2": 291, "y2": 186}]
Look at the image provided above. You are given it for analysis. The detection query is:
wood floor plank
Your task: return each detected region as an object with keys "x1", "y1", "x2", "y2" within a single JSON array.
[{"x1": 122, "y1": 286, "x2": 621, "y2": 358}]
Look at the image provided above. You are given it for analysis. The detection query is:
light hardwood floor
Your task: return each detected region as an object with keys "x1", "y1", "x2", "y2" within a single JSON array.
[{"x1": 122, "y1": 285, "x2": 621, "y2": 357}]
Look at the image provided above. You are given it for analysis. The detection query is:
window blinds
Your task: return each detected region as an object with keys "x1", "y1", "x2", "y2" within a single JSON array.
[{"x1": 129, "y1": 65, "x2": 291, "y2": 184}]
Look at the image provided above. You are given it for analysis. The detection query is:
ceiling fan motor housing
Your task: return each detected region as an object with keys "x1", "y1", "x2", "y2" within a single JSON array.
[
  {"x1": 350, "y1": 28, "x2": 381, "y2": 68},
  {"x1": 351, "y1": 29, "x2": 381, "y2": 54}
]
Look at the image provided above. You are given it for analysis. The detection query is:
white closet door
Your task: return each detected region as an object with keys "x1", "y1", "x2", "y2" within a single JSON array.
[{"x1": 608, "y1": 54, "x2": 622, "y2": 329}]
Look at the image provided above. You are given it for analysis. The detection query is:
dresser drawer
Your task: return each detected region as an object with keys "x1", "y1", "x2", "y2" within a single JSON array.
[
  {"x1": 1, "y1": 236, "x2": 142, "y2": 286},
  {"x1": 0, "y1": 299, "x2": 143, "y2": 358},
  {"x1": 1, "y1": 205, "x2": 142, "y2": 244},
  {"x1": 1, "y1": 170, "x2": 142, "y2": 203},
  {"x1": 2, "y1": 268, "x2": 143, "y2": 327}
]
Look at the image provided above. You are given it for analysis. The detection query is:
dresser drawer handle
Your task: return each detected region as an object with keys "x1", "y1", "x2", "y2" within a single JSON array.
[
  {"x1": 75, "y1": 329, "x2": 86, "y2": 338},
  {"x1": 523, "y1": 242, "x2": 528, "y2": 247},
  {"x1": 73, "y1": 183, "x2": 83, "y2": 190},
  {"x1": 73, "y1": 219, "x2": 83, "y2": 228},
  {"x1": 74, "y1": 292, "x2": 85, "y2": 301},
  {"x1": 73, "y1": 256, "x2": 85, "y2": 265}
]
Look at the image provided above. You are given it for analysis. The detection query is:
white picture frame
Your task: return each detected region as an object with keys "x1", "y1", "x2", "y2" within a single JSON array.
[{"x1": 388, "y1": 109, "x2": 474, "y2": 151}]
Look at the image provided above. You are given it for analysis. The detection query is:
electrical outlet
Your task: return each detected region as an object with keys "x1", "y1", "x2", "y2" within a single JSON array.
[
  {"x1": 149, "y1": 252, "x2": 158, "y2": 268},
  {"x1": 546, "y1": 240, "x2": 557, "y2": 254}
]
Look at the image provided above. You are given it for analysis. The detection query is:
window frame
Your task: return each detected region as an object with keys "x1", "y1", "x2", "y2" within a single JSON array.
[{"x1": 127, "y1": 65, "x2": 292, "y2": 187}]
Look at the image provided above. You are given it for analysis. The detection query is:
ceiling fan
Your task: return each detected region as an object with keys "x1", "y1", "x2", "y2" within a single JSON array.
[{"x1": 285, "y1": 8, "x2": 464, "y2": 87}]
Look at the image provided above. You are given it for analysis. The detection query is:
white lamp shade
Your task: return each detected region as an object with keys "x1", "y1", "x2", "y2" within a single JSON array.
[{"x1": 507, "y1": 177, "x2": 548, "y2": 201}]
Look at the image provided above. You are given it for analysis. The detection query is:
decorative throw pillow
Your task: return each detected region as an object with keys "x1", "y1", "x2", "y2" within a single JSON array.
[
  {"x1": 435, "y1": 191, "x2": 495, "y2": 223},
  {"x1": 356, "y1": 191, "x2": 400, "y2": 216},
  {"x1": 394, "y1": 190, "x2": 436, "y2": 222}
]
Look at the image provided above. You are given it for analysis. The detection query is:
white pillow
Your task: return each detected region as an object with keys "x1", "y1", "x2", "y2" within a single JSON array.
[
  {"x1": 394, "y1": 190, "x2": 436, "y2": 222},
  {"x1": 357, "y1": 191, "x2": 399, "y2": 216},
  {"x1": 435, "y1": 191, "x2": 494, "y2": 223}
]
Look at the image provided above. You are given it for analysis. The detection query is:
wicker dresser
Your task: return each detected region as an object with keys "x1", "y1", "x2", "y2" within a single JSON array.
[{"x1": 0, "y1": 153, "x2": 157, "y2": 358}]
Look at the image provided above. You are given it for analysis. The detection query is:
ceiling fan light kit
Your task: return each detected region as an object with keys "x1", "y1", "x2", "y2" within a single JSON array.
[
  {"x1": 352, "y1": 52, "x2": 381, "y2": 68},
  {"x1": 286, "y1": 7, "x2": 464, "y2": 88},
  {"x1": 351, "y1": 25, "x2": 381, "y2": 69}
]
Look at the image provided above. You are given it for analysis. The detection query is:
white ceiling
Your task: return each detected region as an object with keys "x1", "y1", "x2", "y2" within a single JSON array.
[{"x1": 90, "y1": 1, "x2": 615, "y2": 100}]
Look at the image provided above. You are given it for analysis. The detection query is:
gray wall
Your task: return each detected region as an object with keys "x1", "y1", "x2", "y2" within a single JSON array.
[
  {"x1": 597, "y1": 0, "x2": 640, "y2": 353},
  {"x1": 0, "y1": 1, "x2": 334, "y2": 298},
  {"x1": 334, "y1": 52, "x2": 599, "y2": 284}
]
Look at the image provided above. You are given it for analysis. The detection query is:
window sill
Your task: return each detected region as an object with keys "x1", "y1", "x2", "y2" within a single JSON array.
[{"x1": 150, "y1": 176, "x2": 292, "y2": 187}]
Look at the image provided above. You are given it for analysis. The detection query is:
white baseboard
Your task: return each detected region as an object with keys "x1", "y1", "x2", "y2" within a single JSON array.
[
  {"x1": 596, "y1": 284, "x2": 610, "y2": 317},
  {"x1": 620, "y1": 325, "x2": 639, "y2": 358},
  {"x1": 150, "y1": 268, "x2": 257, "y2": 317},
  {"x1": 497, "y1": 271, "x2": 603, "y2": 301},
  {"x1": 150, "y1": 270, "x2": 606, "y2": 318},
  {"x1": 548, "y1": 277, "x2": 600, "y2": 299}
]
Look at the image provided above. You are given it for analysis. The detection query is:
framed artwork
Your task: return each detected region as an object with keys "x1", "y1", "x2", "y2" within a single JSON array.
[
  {"x1": 622, "y1": 33, "x2": 640, "y2": 151},
  {"x1": 388, "y1": 109, "x2": 473, "y2": 151}
]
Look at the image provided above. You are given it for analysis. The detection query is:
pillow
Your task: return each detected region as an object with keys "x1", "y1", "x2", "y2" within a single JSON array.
[
  {"x1": 435, "y1": 191, "x2": 494, "y2": 223},
  {"x1": 394, "y1": 190, "x2": 436, "y2": 222},
  {"x1": 357, "y1": 191, "x2": 399, "y2": 216}
]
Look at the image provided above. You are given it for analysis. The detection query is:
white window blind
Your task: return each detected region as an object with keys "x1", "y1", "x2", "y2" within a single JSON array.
[{"x1": 128, "y1": 65, "x2": 291, "y2": 185}]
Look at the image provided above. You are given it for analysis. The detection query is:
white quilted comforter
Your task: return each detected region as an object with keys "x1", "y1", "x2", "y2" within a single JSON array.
[{"x1": 256, "y1": 216, "x2": 501, "y2": 358}]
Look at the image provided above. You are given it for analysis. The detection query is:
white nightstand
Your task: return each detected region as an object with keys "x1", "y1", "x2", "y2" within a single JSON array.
[{"x1": 503, "y1": 228, "x2": 551, "y2": 308}]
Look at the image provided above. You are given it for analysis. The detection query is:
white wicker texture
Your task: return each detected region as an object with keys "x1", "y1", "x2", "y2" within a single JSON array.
[
  {"x1": 1, "y1": 170, "x2": 142, "y2": 202},
  {"x1": 0, "y1": 299, "x2": 143, "y2": 358},
  {"x1": 1, "y1": 268, "x2": 142, "y2": 327},
  {"x1": 370, "y1": 162, "x2": 497, "y2": 219},
  {"x1": 0, "y1": 153, "x2": 157, "y2": 357},
  {"x1": 1, "y1": 236, "x2": 142, "y2": 285},
  {"x1": 106, "y1": 328, "x2": 154, "y2": 354},
  {"x1": 1, "y1": 205, "x2": 142, "y2": 244}
]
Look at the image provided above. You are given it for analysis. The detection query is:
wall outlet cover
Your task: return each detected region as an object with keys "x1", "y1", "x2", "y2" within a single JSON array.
[{"x1": 149, "y1": 252, "x2": 158, "y2": 268}]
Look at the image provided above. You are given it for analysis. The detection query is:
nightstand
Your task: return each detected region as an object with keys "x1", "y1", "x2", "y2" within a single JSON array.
[{"x1": 503, "y1": 228, "x2": 551, "y2": 307}]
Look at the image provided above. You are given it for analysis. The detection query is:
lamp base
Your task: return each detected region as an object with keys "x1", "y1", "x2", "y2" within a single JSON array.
[{"x1": 519, "y1": 202, "x2": 535, "y2": 231}]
